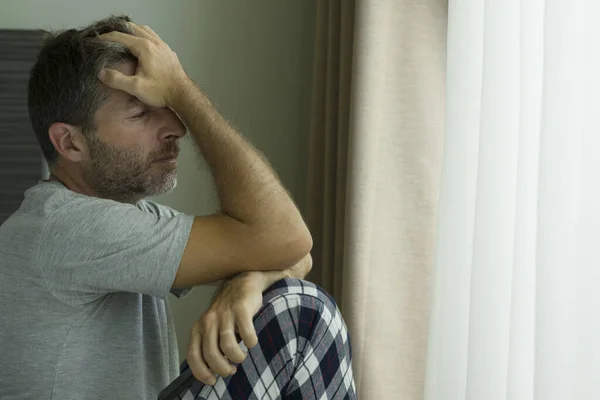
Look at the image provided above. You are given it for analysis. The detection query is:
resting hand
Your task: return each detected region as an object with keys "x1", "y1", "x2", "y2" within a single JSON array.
[{"x1": 187, "y1": 274, "x2": 262, "y2": 385}]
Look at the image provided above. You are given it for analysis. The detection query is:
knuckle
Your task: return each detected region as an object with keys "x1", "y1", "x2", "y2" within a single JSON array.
[
  {"x1": 232, "y1": 303, "x2": 248, "y2": 315},
  {"x1": 220, "y1": 310, "x2": 233, "y2": 320},
  {"x1": 221, "y1": 341, "x2": 237, "y2": 355},
  {"x1": 140, "y1": 39, "x2": 152, "y2": 51},
  {"x1": 202, "y1": 347, "x2": 218, "y2": 363},
  {"x1": 130, "y1": 77, "x2": 143, "y2": 91},
  {"x1": 192, "y1": 319, "x2": 202, "y2": 331},
  {"x1": 201, "y1": 312, "x2": 217, "y2": 327},
  {"x1": 207, "y1": 354, "x2": 223, "y2": 369},
  {"x1": 187, "y1": 346, "x2": 201, "y2": 363}
]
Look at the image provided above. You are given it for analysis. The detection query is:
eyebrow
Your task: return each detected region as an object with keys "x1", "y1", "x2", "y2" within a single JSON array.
[{"x1": 124, "y1": 96, "x2": 144, "y2": 110}]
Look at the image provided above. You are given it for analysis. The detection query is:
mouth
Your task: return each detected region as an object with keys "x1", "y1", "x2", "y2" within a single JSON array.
[{"x1": 153, "y1": 153, "x2": 179, "y2": 163}]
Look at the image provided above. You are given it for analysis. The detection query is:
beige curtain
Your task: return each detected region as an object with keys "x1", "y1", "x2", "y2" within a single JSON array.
[
  {"x1": 306, "y1": 0, "x2": 355, "y2": 302},
  {"x1": 306, "y1": 0, "x2": 447, "y2": 398}
]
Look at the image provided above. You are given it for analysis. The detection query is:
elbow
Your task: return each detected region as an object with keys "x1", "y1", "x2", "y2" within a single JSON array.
[
  {"x1": 256, "y1": 224, "x2": 312, "y2": 272},
  {"x1": 298, "y1": 227, "x2": 313, "y2": 258},
  {"x1": 275, "y1": 225, "x2": 313, "y2": 270},
  {"x1": 246, "y1": 216, "x2": 312, "y2": 272}
]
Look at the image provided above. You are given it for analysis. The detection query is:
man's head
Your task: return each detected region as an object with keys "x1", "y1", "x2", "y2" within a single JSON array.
[{"x1": 28, "y1": 15, "x2": 186, "y2": 202}]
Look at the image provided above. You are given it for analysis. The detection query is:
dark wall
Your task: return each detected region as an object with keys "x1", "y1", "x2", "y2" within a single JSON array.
[{"x1": 0, "y1": 30, "x2": 44, "y2": 224}]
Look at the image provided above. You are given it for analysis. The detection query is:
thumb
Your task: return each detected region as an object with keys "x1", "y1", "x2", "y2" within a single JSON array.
[{"x1": 98, "y1": 68, "x2": 137, "y2": 93}]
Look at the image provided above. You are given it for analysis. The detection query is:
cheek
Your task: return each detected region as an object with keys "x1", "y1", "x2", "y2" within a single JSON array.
[
  {"x1": 122, "y1": 146, "x2": 153, "y2": 170},
  {"x1": 95, "y1": 119, "x2": 138, "y2": 146}
]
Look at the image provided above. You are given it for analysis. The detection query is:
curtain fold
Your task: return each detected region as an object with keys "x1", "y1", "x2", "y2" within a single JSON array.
[
  {"x1": 306, "y1": 0, "x2": 355, "y2": 303},
  {"x1": 307, "y1": 1, "x2": 447, "y2": 397},
  {"x1": 425, "y1": 1, "x2": 600, "y2": 399}
]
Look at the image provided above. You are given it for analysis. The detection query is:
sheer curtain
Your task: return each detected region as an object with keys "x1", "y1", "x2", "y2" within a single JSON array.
[{"x1": 425, "y1": 0, "x2": 600, "y2": 399}]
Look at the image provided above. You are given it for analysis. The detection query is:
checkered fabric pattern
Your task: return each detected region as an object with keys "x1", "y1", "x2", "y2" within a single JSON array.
[{"x1": 174, "y1": 278, "x2": 357, "y2": 400}]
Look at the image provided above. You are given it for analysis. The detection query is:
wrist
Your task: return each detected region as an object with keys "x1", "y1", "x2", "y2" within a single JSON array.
[
  {"x1": 167, "y1": 73, "x2": 195, "y2": 110},
  {"x1": 243, "y1": 270, "x2": 289, "y2": 292},
  {"x1": 287, "y1": 253, "x2": 312, "y2": 279}
]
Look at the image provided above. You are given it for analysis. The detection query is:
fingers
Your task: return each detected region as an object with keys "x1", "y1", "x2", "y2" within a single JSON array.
[
  {"x1": 98, "y1": 68, "x2": 141, "y2": 95},
  {"x1": 128, "y1": 22, "x2": 159, "y2": 41},
  {"x1": 98, "y1": 31, "x2": 145, "y2": 57},
  {"x1": 235, "y1": 305, "x2": 259, "y2": 349},
  {"x1": 202, "y1": 312, "x2": 237, "y2": 377},
  {"x1": 135, "y1": 23, "x2": 161, "y2": 40},
  {"x1": 98, "y1": 22, "x2": 160, "y2": 55},
  {"x1": 98, "y1": 22, "x2": 158, "y2": 55},
  {"x1": 187, "y1": 322, "x2": 216, "y2": 386},
  {"x1": 219, "y1": 313, "x2": 247, "y2": 364}
]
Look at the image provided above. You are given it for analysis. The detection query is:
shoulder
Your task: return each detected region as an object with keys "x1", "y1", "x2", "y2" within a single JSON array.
[
  {"x1": 41, "y1": 194, "x2": 154, "y2": 240},
  {"x1": 136, "y1": 199, "x2": 181, "y2": 218},
  {"x1": 25, "y1": 181, "x2": 130, "y2": 218}
]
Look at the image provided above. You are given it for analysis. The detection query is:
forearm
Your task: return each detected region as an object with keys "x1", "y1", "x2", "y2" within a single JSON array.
[
  {"x1": 243, "y1": 253, "x2": 313, "y2": 292},
  {"x1": 170, "y1": 79, "x2": 308, "y2": 235}
]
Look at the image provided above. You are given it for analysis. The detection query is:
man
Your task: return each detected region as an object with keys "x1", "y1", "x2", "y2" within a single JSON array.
[{"x1": 0, "y1": 16, "x2": 356, "y2": 400}]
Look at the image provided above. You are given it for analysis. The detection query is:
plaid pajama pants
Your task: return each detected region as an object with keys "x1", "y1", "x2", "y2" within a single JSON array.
[{"x1": 173, "y1": 278, "x2": 357, "y2": 400}]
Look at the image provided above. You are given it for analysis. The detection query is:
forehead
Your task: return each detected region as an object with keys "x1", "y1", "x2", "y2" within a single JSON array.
[{"x1": 100, "y1": 61, "x2": 140, "y2": 110}]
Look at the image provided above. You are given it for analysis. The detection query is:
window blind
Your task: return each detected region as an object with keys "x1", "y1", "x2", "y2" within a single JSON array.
[{"x1": 0, "y1": 30, "x2": 44, "y2": 225}]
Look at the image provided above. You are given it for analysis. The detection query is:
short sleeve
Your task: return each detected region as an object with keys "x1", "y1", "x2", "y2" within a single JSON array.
[
  {"x1": 39, "y1": 197, "x2": 194, "y2": 306},
  {"x1": 136, "y1": 200, "x2": 194, "y2": 300}
]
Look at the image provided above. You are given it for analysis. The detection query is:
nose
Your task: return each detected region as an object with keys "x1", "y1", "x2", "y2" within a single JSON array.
[{"x1": 158, "y1": 107, "x2": 187, "y2": 141}]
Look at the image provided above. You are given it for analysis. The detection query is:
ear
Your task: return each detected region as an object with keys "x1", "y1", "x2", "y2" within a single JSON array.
[{"x1": 48, "y1": 122, "x2": 88, "y2": 163}]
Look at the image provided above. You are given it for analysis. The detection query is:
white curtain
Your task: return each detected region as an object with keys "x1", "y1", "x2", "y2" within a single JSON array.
[{"x1": 425, "y1": 1, "x2": 600, "y2": 399}]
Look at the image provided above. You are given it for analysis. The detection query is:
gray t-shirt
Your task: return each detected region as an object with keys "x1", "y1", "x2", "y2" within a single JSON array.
[{"x1": 0, "y1": 181, "x2": 194, "y2": 399}]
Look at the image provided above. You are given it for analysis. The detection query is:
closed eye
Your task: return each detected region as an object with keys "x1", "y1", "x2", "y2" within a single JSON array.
[{"x1": 131, "y1": 110, "x2": 149, "y2": 119}]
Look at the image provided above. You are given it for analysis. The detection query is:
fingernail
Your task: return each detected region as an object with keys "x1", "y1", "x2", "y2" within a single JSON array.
[
  {"x1": 98, "y1": 69, "x2": 106, "y2": 80},
  {"x1": 231, "y1": 368, "x2": 237, "y2": 375}
]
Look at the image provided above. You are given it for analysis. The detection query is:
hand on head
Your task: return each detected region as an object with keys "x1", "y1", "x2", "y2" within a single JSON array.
[{"x1": 98, "y1": 22, "x2": 189, "y2": 108}]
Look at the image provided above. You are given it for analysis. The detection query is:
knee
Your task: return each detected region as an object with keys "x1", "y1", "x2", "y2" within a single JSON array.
[
  {"x1": 262, "y1": 278, "x2": 332, "y2": 304},
  {"x1": 258, "y1": 278, "x2": 352, "y2": 353},
  {"x1": 260, "y1": 278, "x2": 344, "y2": 333}
]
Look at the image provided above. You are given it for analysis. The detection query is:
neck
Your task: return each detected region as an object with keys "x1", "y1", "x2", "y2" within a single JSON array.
[
  {"x1": 47, "y1": 166, "x2": 96, "y2": 199},
  {"x1": 48, "y1": 167, "x2": 141, "y2": 205}
]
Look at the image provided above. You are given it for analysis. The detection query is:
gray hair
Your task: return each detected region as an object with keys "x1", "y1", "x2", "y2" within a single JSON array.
[{"x1": 28, "y1": 15, "x2": 136, "y2": 166}]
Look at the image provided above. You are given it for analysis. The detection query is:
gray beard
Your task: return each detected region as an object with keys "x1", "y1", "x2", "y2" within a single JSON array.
[{"x1": 83, "y1": 136, "x2": 179, "y2": 203}]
